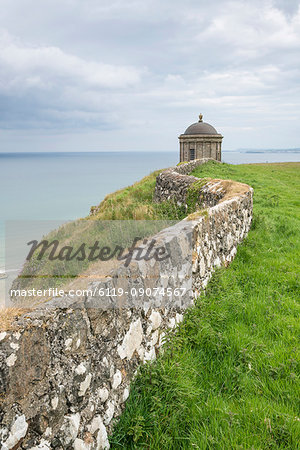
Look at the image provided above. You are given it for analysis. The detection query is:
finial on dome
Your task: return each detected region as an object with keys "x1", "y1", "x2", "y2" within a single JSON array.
[{"x1": 198, "y1": 113, "x2": 203, "y2": 122}]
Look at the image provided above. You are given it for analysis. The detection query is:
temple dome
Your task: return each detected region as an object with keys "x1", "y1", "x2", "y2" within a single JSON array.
[{"x1": 184, "y1": 114, "x2": 218, "y2": 135}]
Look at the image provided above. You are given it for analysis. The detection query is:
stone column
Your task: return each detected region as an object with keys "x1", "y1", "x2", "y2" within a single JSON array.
[
  {"x1": 180, "y1": 141, "x2": 183, "y2": 162},
  {"x1": 217, "y1": 141, "x2": 221, "y2": 161},
  {"x1": 211, "y1": 142, "x2": 216, "y2": 159},
  {"x1": 183, "y1": 142, "x2": 188, "y2": 161}
]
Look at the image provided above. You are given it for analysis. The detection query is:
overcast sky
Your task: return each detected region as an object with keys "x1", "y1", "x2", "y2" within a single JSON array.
[{"x1": 0, "y1": 0, "x2": 299, "y2": 152}]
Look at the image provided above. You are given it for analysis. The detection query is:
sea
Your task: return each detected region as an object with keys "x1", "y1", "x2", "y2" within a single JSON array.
[{"x1": 0, "y1": 150, "x2": 299, "y2": 301}]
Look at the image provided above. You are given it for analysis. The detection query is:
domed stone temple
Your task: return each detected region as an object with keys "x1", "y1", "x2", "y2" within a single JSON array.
[{"x1": 179, "y1": 114, "x2": 223, "y2": 162}]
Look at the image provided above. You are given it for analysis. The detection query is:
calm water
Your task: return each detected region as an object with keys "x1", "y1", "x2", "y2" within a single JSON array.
[
  {"x1": 1, "y1": 150, "x2": 299, "y2": 276},
  {"x1": 0, "y1": 152, "x2": 179, "y2": 277},
  {"x1": 0, "y1": 152, "x2": 180, "y2": 221}
]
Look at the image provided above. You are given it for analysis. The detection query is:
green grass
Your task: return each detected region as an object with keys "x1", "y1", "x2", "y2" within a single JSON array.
[
  {"x1": 110, "y1": 162, "x2": 300, "y2": 449},
  {"x1": 90, "y1": 170, "x2": 186, "y2": 221}
]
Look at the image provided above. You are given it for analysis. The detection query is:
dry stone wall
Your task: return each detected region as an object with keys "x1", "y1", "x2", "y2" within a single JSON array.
[
  {"x1": 154, "y1": 158, "x2": 224, "y2": 208},
  {"x1": 0, "y1": 159, "x2": 253, "y2": 449}
]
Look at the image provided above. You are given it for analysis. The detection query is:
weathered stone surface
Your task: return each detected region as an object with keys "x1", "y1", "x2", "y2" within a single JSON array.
[
  {"x1": 0, "y1": 158, "x2": 253, "y2": 449},
  {"x1": 154, "y1": 158, "x2": 224, "y2": 207},
  {"x1": 1, "y1": 415, "x2": 28, "y2": 450},
  {"x1": 0, "y1": 304, "x2": 183, "y2": 448},
  {"x1": 117, "y1": 319, "x2": 143, "y2": 360}
]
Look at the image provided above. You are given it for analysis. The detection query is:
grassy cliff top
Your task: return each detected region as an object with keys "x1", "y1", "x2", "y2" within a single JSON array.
[
  {"x1": 89, "y1": 170, "x2": 185, "y2": 221},
  {"x1": 111, "y1": 162, "x2": 300, "y2": 449}
]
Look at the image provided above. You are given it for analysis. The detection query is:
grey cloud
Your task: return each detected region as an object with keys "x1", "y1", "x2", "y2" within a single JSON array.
[{"x1": 0, "y1": 0, "x2": 299, "y2": 150}]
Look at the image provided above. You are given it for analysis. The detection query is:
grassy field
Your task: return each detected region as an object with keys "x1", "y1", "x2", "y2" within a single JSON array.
[{"x1": 110, "y1": 162, "x2": 300, "y2": 449}]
